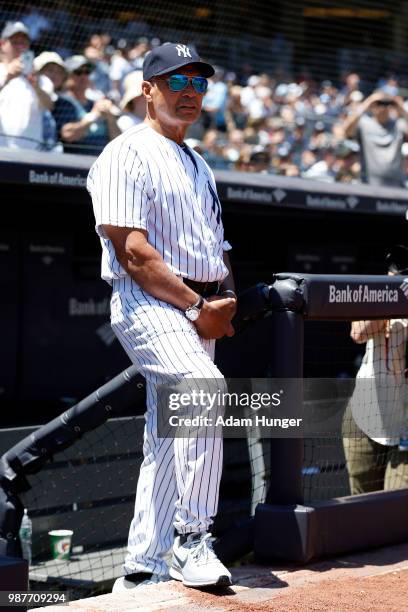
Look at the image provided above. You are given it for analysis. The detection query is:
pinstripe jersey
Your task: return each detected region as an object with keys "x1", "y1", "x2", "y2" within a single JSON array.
[{"x1": 87, "y1": 123, "x2": 230, "y2": 285}]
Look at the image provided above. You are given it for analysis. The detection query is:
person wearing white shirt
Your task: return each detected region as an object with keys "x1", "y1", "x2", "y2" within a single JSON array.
[
  {"x1": 0, "y1": 21, "x2": 53, "y2": 150},
  {"x1": 343, "y1": 247, "x2": 408, "y2": 494}
]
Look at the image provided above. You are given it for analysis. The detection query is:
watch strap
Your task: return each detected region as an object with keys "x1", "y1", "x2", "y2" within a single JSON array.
[{"x1": 190, "y1": 294, "x2": 204, "y2": 310}]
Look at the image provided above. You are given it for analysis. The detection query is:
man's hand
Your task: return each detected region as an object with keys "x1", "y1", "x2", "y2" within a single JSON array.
[
  {"x1": 26, "y1": 73, "x2": 53, "y2": 110},
  {"x1": 5, "y1": 58, "x2": 23, "y2": 82},
  {"x1": 363, "y1": 91, "x2": 387, "y2": 110},
  {"x1": 350, "y1": 319, "x2": 386, "y2": 344},
  {"x1": 393, "y1": 95, "x2": 408, "y2": 117},
  {"x1": 26, "y1": 73, "x2": 38, "y2": 87},
  {"x1": 93, "y1": 98, "x2": 121, "y2": 138},
  {"x1": 342, "y1": 91, "x2": 387, "y2": 138},
  {"x1": 194, "y1": 296, "x2": 237, "y2": 340},
  {"x1": 93, "y1": 98, "x2": 117, "y2": 118}
]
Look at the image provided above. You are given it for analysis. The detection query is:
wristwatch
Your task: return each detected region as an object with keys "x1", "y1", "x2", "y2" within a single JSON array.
[{"x1": 185, "y1": 295, "x2": 204, "y2": 321}]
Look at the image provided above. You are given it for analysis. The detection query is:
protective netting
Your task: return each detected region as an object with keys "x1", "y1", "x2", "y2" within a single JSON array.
[
  {"x1": 1, "y1": 1, "x2": 402, "y2": 80},
  {"x1": 1, "y1": 1, "x2": 408, "y2": 184},
  {"x1": 303, "y1": 318, "x2": 408, "y2": 502},
  {"x1": 23, "y1": 417, "x2": 144, "y2": 598},
  {"x1": 9, "y1": 316, "x2": 406, "y2": 599},
  {"x1": 19, "y1": 418, "x2": 270, "y2": 599}
]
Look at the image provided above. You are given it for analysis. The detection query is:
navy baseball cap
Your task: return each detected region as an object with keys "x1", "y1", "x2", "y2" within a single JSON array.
[{"x1": 143, "y1": 42, "x2": 214, "y2": 80}]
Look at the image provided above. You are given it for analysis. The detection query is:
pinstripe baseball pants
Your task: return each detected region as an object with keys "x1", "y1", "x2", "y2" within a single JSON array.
[{"x1": 111, "y1": 278, "x2": 225, "y2": 576}]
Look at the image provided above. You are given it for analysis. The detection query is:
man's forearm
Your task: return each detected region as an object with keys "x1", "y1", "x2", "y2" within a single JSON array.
[
  {"x1": 343, "y1": 109, "x2": 364, "y2": 138},
  {"x1": 397, "y1": 105, "x2": 408, "y2": 124},
  {"x1": 343, "y1": 97, "x2": 374, "y2": 138},
  {"x1": 103, "y1": 225, "x2": 236, "y2": 338},
  {"x1": 35, "y1": 86, "x2": 53, "y2": 110},
  {"x1": 129, "y1": 259, "x2": 199, "y2": 309},
  {"x1": 61, "y1": 115, "x2": 95, "y2": 143},
  {"x1": 122, "y1": 243, "x2": 198, "y2": 310}
]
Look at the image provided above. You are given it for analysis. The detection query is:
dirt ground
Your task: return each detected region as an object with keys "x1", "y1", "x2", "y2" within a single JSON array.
[
  {"x1": 180, "y1": 567, "x2": 408, "y2": 612},
  {"x1": 35, "y1": 542, "x2": 408, "y2": 611}
]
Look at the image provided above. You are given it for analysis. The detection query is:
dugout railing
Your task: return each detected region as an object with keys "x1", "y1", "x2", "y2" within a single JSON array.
[{"x1": 0, "y1": 275, "x2": 408, "y2": 592}]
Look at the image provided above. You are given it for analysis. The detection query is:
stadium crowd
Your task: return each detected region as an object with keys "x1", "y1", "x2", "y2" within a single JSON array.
[{"x1": 1, "y1": 17, "x2": 408, "y2": 187}]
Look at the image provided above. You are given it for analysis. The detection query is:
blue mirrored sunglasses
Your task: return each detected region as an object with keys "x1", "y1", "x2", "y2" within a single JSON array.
[{"x1": 164, "y1": 74, "x2": 208, "y2": 94}]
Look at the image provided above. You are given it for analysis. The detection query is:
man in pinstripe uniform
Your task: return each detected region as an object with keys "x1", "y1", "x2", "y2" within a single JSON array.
[{"x1": 87, "y1": 43, "x2": 237, "y2": 590}]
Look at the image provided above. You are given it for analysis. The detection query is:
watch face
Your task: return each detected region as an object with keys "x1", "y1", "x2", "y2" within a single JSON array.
[{"x1": 186, "y1": 307, "x2": 199, "y2": 322}]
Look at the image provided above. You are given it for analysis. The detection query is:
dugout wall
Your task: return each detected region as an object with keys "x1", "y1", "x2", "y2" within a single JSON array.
[{"x1": 1, "y1": 150, "x2": 408, "y2": 425}]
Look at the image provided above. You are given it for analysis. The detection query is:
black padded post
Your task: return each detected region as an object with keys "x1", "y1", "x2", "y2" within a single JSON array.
[{"x1": 266, "y1": 309, "x2": 304, "y2": 505}]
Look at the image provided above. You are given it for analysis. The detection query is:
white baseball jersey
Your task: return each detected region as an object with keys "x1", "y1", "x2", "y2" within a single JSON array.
[{"x1": 87, "y1": 123, "x2": 230, "y2": 285}]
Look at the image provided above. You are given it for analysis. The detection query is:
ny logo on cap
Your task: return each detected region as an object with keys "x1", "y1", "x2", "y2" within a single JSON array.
[{"x1": 175, "y1": 44, "x2": 192, "y2": 58}]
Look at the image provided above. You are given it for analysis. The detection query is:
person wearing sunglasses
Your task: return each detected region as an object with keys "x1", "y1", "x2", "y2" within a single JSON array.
[
  {"x1": 87, "y1": 42, "x2": 236, "y2": 591},
  {"x1": 57, "y1": 54, "x2": 120, "y2": 155}
]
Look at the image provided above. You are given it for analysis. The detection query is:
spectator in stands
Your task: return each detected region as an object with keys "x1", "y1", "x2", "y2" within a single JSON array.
[
  {"x1": 109, "y1": 39, "x2": 134, "y2": 102},
  {"x1": 35, "y1": 51, "x2": 66, "y2": 90},
  {"x1": 334, "y1": 140, "x2": 361, "y2": 183},
  {"x1": 271, "y1": 141, "x2": 289, "y2": 172},
  {"x1": 225, "y1": 85, "x2": 248, "y2": 131},
  {"x1": 84, "y1": 34, "x2": 114, "y2": 96},
  {"x1": 300, "y1": 147, "x2": 318, "y2": 174},
  {"x1": 247, "y1": 146, "x2": 271, "y2": 173},
  {"x1": 117, "y1": 71, "x2": 146, "y2": 132},
  {"x1": 308, "y1": 121, "x2": 331, "y2": 150},
  {"x1": 34, "y1": 51, "x2": 68, "y2": 151},
  {"x1": 342, "y1": 91, "x2": 408, "y2": 187},
  {"x1": 234, "y1": 148, "x2": 250, "y2": 171},
  {"x1": 302, "y1": 146, "x2": 337, "y2": 182},
  {"x1": 223, "y1": 128, "x2": 246, "y2": 165},
  {"x1": 201, "y1": 129, "x2": 229, "y2": 169},
  {"x1": 57, "y1": 55, "x2": 120, "y2": 155},
  {"x1": 202, "y1": 66, "x2": 228, "y2": 131},
  {"x1": 287, "y1": 116, "x2": 307, "y2": 159},
  {"x1": 340, "y1": 71, "x2": 363, "y2": 105},
  {"x1": 84, "y1": 33, "x2": 107, "y2": 62},
  {"x1": 128, "y1": 37, "x2": 151, "y2": 70},
  {"x1": 343, "y1": 247, "x2": 408, "y2": 494},
  {"x1": 302, "y1": 141, "x2": 360, "y2": 183},
  {"x1": 0, "y1": 21, "x2": 53, "y2": 150}
]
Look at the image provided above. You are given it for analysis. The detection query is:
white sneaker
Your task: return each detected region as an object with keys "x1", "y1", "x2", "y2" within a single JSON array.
[
  {"x1": 169, "y1": 533, "x2": 232, "y2": 588},
  {"x1": 112, "y1": 573, "x2": 168, "y2": 592}
]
